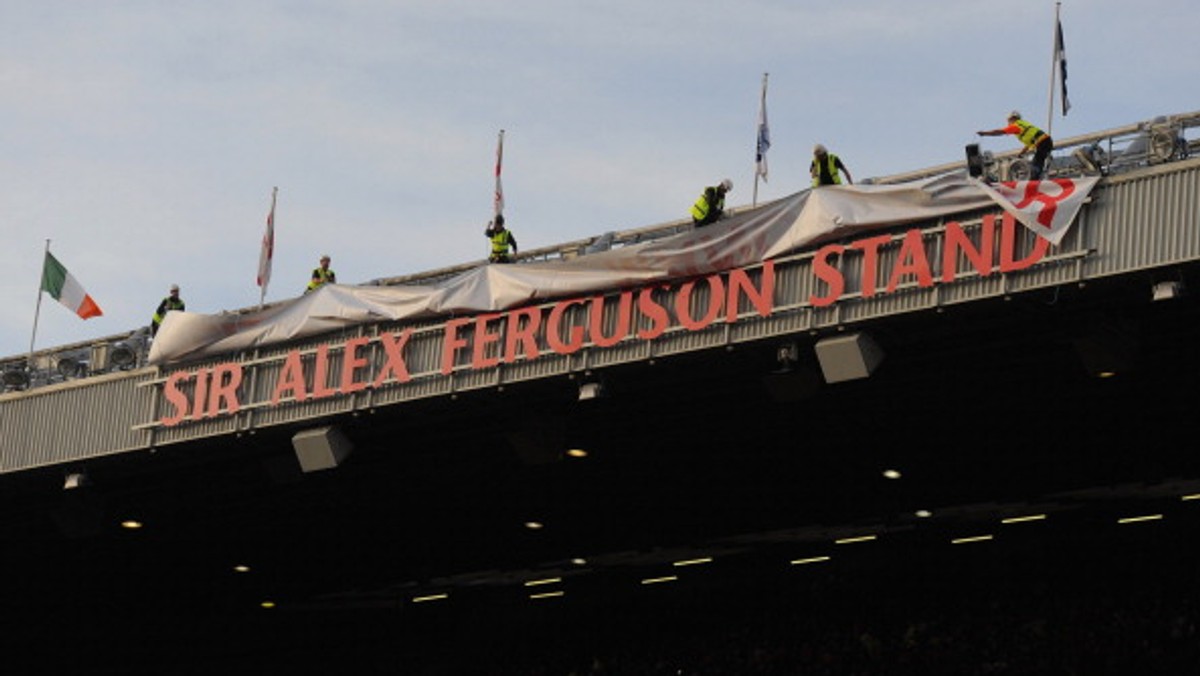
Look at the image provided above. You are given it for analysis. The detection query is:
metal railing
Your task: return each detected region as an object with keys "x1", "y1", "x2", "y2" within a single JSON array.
[{"x1": 871, "y1": 110, "x2": 1200, "y2": 185}]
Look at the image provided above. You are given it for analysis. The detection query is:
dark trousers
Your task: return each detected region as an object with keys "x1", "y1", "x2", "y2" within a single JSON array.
[{"x1": 1031, "y1": 137, "x2": 1054, "y2": 180}]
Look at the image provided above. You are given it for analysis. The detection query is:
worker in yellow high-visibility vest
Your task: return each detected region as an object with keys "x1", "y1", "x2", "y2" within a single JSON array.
[
  {"x1": 150, "y1": 284, "x2": 185, "y2": 337},
  {"x1": 810, "y1": 144, "x2": 854, "y2": 187},
  {"x1": 977, "y1": 110, "x2": 1055, "y2": 180},
  {"x1": 690, "y1": 178, "x2": 732, "y2": 228},
  {"x1": 485, "y1": 214, "x2": 518, "y2": 263},
  {"x1": 306, "y1": 254, "x2": 336, "y2": 293}
]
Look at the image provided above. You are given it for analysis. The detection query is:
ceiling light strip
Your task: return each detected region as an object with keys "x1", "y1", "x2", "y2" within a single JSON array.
[
  {"x1": 1117, "y1": 514, "x2": 1163, "y2": 524},
  {"x1": 641, "y1": 575, "x2": 678, "y2": 585},
  {"x1": 951, "y1": 534, "x2": 994, "y2": 544},
  {"x1": 1001, "y1": 514, "x2": 1047, "y2": 524},
  {"x1": 524, "y1": 577, "x2": 562, "y2": 587},
  {"x1": 790, "y1": 555, "x2": 831, "y2": 565}
]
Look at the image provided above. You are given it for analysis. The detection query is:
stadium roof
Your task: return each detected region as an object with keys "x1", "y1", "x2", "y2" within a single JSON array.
[{"x1": 3, "y1": 112, "x2": 1200, "y2": 672}]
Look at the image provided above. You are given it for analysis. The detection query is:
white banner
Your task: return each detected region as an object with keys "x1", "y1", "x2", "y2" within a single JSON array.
[
  {"x1": 151, "y1": 175, "x2": 1100, "y2": 365},
  {"x1": 975, "y1": 178, "x2": 1093, "y2": 245}
]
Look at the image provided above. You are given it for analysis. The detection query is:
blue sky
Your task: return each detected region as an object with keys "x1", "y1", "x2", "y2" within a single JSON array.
[{"x1": 2, "y1": 0, "x2": 1198, "y2": 359}]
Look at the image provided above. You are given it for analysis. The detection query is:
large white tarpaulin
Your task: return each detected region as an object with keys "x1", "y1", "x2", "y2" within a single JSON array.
[{"x1": 149, "y1": 175, "x2": 1099, "y2": 365}]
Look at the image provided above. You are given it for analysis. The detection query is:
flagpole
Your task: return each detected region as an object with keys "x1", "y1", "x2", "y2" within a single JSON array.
[
  {"x1": 28, "y1": 239, "x2": 50, "y2": 370},
  {"x1": 753, "y1": 72, "x2": 768, "y2": 208},
  {"x1": 494, "y1": 129, "x2": 505, "y2": 218},
  {"x1": 1046, "y1": 2, "x2": 1061, "y2": 135}
]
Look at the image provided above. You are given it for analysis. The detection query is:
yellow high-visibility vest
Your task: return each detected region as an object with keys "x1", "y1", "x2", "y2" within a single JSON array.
[
  {"x1": 1013, "y1": 119, "x2": 1048, "y2": 149},
  {"x1": 690, "y1": 187, "x2": 724, "y2": 223},
  {"x1": 811, "y1": 154, "x2": 844, "y2": 187},
  {"x1": 491, "y1": 229, "x2": 512, "y2": 255},
  {"x1": 307, "y1": 267, "x2": 335, "y2": 292}
]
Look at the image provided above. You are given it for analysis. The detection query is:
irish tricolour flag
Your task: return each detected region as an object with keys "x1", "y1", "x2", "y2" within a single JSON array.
[{"x1": 41, "y1": 251, "x2": 103, "y2": 319}]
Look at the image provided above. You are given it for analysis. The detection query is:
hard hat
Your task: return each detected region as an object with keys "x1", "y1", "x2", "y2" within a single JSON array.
[
  {"x1": 719, "y1": 178, "x2": 733, "y2": 191},
  {"x1": 814, "y1": 144, "x2": 827, "y2": 154},
  {"x1": 1008, "y1": 110, "x2": 1022, "y2": 120},
  {"x1": 169, "y1": 284, "x2": 179, "y2": 292}
]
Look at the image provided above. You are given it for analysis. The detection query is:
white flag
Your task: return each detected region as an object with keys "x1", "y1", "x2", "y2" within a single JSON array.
[
  {"x1": 257, "y1": 187, "x2": 276, "y2": 292},
  {"x1": 493, "y1": 130, "x2": 505, "y2": 217},
  {"x1": 755, "y1": 75, "x2": 770, "y2": 181}
]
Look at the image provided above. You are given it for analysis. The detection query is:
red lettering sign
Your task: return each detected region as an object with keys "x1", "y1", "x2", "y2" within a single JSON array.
[
  {"x1": 810, "y1": 243, "x2": 846, "y2": 307},
  {"x1": 341, "y1": 336, "x2": 371, "y2": 394},
  {"x1": 886, "y1": 229, "x2": 934, "y2": 294},
  {"x1": 942, "y1": 218, "x2": 996, "y2": 283},
  {"x1": 810, "y1": 219, "x2": 1049, "y2": 307},
  {"x1": 160, "y1": 371, "x2": 192, "y2": 427},
  {"x1": 726, "y1": 262, "x2": 775, "y2": 322},
  {"x1": 547, "y1": 298, "x2": 586, "y2": 354},
  {"x1": 442, "y1": 318, "x2": 472, "y2": 375},
  {"x1": 591, "y1": 291, "x2": 632, "y2": 348},
  {"x1": 998, "y1": 212, "x2": 1051, "y2": 272},
  {"x1": 311, "y1": 344, "x2": 335, "y2": 399},
  {"x1": 272, "y1": 350, "x2": 308, "y2": 404},
  {"x1": 158, "y1": 232, "x2": 1063, "y2": 431},
  {"x1": 676, "y1": 275, "x2": 724, "y2": 330},
  {"x1": 850, "y1": 234, "x2": 892, "y2": 299},
  {"x1": 504, "y1": 307, "x2": 542, "y2": 363},
  {"x1": 208, "y1": 363, "x2": 243, "y2": 416},
  {"x1": 160, "y1": 363, "x2": 244, "y2": 426},
  {"x1": 153, "y1": 260, "x2": 787, "y2": 426},
  {"x1": 373, "y1": 331, "x2": 413, "y2": 387},
  {"x1": 471, "y1": 314, "x2": 504, "y2": 369}
]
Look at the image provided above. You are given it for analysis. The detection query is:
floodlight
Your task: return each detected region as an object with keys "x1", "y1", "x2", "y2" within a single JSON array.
[
  {"x1": 56, "y1": 348, "x2": 90, "y2": 379},
  {"x1": 1072, "y1": 146, "x2": 1101, "y2": 175},
  {"x1": 1149, "y1": 127, "x2": 1182, "y2": 162},
  {"x1": 1005, "y1": 158, "x2": 1032, "y2": 181},
  {"x1": 578, "y1": 381, "x2": 604, "y2": 401},
  {"x1": 63, "y1": 471, "x2": 90, "y2": 490},
  {"x1": 1152, "y1": 281, "x2": 1184, "y2": 301},
  {"x1": 109, "y1": 342, "x2": 138, "y2": 368},
  {"x1": 110, "y1": 327, "x2": 149, "y2": 369},
  {"x1": 2, "y1": 367, "x2": 30, "y2": 390}
]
